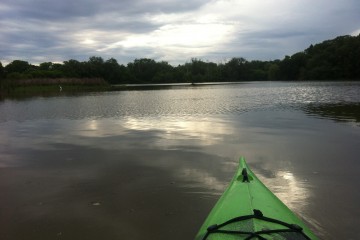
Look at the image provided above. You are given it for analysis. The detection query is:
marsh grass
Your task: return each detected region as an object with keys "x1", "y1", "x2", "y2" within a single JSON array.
[
  {"x1": 0, "y1": 78, "x2": 110, "y2": 99},
  {"x1": 14, "y1": 77, "x2": 107, "y2": 86}
]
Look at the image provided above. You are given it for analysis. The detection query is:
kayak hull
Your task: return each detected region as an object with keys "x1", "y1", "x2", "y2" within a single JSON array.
[{"x1": 195, "y1": 157, "x2": 318, "y2": 240}]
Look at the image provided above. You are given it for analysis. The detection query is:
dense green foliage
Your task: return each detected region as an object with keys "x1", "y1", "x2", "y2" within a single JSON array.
[{"x1": 1, "y1": 34, "x2": 359, "y2": 86}]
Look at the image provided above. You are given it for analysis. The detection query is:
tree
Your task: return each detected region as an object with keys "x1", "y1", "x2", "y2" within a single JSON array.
[
  {"x1": 223, "y1": 57, "x2": 247, "y2": 81},
  {"x1": 127, "y1": 58, "x2": 158, "y2": 83},
  {"x1": 4, "y1": 60, "x2": 31, "y2": 74},
  {"x1": 278, "y1": 54, "x2": 307, "y2": 80},
  {"x1": 103, "y1": 58, "x2": 127, "y2": 84},
  {"x1": 86, "y1": 56, "x2": 105, "y2": 77},
  {"x1": 267, "y1": 62, "x2": 280, "y2": 80},
  {"x1": 205, "y1": 62, "x2": 221, "y2": 82},
  {"x1": 0, "y1": 61, "x2": 4, "y2": 80},
  {"x1": 62, "y1": 59, "x2": 84, "y2": 78},
  {"x1": 39, "y1": 62, "x2": 53, "y2": 71},
  {"x1": 187, "y1": 58, "x2": 208, "y2": 82},
  {"x1": 153, "y1": 61, "x2": 174, "y2": 83},
  {"x1": 1, "y1": 34, "x2": 359, "y2": 84}
]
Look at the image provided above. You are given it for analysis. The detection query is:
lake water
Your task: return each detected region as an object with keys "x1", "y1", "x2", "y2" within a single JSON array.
[{"x1": 1, "y1": 81, "x2": 360, "y2": 240}]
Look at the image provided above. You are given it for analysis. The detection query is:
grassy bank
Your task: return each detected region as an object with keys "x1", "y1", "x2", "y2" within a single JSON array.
[{"x1": 0, "y1": 78, "x2": 110, "y2": 99}]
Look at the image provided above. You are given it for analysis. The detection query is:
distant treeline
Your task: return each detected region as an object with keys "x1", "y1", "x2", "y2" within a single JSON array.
[{"x1": 1, "y1": 34, "x2": 359, "y2": 87}]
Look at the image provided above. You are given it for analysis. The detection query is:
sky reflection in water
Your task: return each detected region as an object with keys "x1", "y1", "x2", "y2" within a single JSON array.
[{"x1": 1, "y1": 82, "x2": 360, "y2": 239}]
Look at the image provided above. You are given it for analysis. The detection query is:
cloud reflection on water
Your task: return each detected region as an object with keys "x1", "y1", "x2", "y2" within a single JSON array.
[
  {"x1": 253, "y1": 164, "x2": 324, "y2": 236},
  {"x1": 251, "y1": 161, "x2": 310, "y2": 212},
  {"x1": 121, "y1": 116, "x2": 233, "y2": 147},
  {"x1": 174, "y1": 162, "x2": 239, "y2": 197},
  {"x1": 1, "y1": 82, "x2": 360, "y2": 239},
  {"x1": 266, "y1": 170, "x2": 309, "y2": 212}
]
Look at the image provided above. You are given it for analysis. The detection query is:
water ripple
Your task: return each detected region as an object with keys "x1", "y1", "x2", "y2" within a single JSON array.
[{"x1": 1, "y1": 82, "x2": 360, "y2": 122}]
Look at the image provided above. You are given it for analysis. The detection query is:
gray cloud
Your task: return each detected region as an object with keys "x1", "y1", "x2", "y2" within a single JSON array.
[
  {"x1": 1, "y1": 0, "x2": 360, "y2": 65},
  {"x1": 1, "y1": 0, "x2": 208, "y2": 21},
  {"x1": 1, "y1": 0, "x2": 98, "y2": 21}
]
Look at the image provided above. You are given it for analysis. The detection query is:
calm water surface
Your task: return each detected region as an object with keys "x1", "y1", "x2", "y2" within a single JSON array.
[{"x1": 1, "y1": 81, "x2": 360, "y2": 239}]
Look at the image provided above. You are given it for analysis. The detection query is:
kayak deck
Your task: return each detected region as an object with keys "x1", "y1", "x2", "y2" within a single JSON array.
[{"x1": 195, "y1": 157, "x2": 318, "y2": 240}]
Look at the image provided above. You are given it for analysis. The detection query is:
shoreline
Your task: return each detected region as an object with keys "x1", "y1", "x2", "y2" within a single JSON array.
[{"x1": 2, "y1": 79, "x2": 360, "y2": 100}]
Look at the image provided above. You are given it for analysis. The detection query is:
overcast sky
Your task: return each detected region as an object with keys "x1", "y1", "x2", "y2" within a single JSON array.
[{"x1": 1, "y1": 0, "x2": 360, "y2": 65}]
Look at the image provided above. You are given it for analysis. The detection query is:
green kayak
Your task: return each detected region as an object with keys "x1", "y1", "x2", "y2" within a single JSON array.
[{"x1": 195, "y1": 157, "x2": 318, "y2": 240}]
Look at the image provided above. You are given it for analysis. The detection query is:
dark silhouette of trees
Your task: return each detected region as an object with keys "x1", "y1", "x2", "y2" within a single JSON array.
[
  {"x1": 267, "y1": 61, "x2": 281, "y2": 80},
  {"x1": 303, "y1": 35, "x2": 360, "y2": 80},
  {"x1": 0, "y1": 62, "x2": 4, "y2": 80},
  {"x1": 221, "y1": 57, "x2": 247, "y2": 81},
  {"x1": 1, "y1": 34, "x2": 359, "y2": 85},
  {"x1": 127, "y1": 58, "x2": 158, "y2": 83},
  {"x1": 102, "y1": 58, "x2": 128, "y2": 84},
  {"x1": 4, "y1": 60, "x2": 32, "y2": 74}
]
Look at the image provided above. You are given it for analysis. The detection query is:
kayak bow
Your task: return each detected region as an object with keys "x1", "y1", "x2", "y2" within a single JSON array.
[{"x1": 195, "y1": 157, "x2": 318, "y2": 240}]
